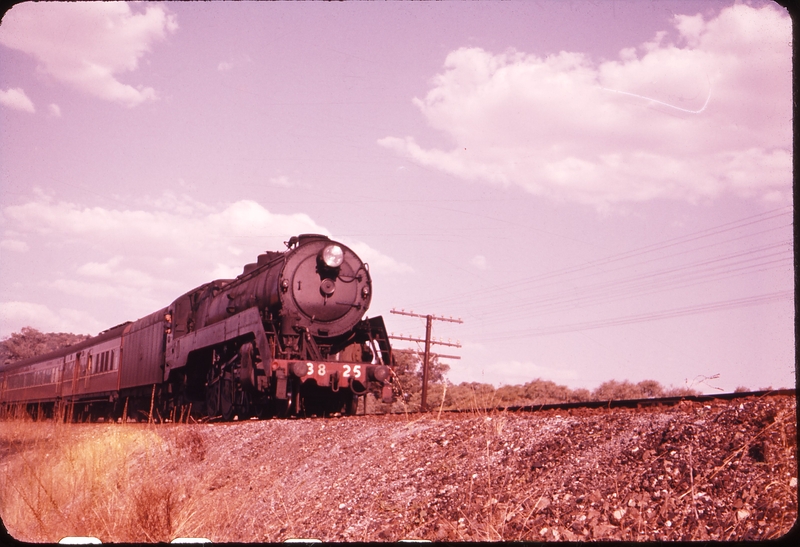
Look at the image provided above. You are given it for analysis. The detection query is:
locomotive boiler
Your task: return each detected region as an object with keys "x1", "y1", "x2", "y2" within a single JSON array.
[{"x1": 0, "y1": 235, "x2": 394, "y2": 421}]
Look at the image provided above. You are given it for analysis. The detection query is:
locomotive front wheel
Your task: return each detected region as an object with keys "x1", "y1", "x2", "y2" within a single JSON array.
[{"x1": 235, "y1": 389, "x2": 251, "y2": 420}]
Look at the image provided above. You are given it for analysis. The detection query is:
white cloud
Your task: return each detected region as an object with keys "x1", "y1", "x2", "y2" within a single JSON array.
[
  {"x1": 0, "y1": 239, "x2": 29, "y2": 252},
  {"x1": 269, "y1": 175, "x2": 294, "y2": 188},
  {"x1": 2, "y1": 196, "x2": 328, "y2": 280},
  {"x1": 148, "y1": 190, "x2": 214, "y2": 216},
  {"x1": 76, "y1": 256, "x2": 162, "y2": 289},
  {"x1": 379, "y1": 4, "x2": 791, "y2": 209},
  {"x1": 0, "y1": 2, "x2": 177, "y2": 108},
  {"x1": 0, "y1": 87, "x2": 35, "y2": 113},
  {"x1": 47, "y1": 278, "x2": 164, "y2": 308},
  {"x1": 345, "y1": 241, "x2": 414, "y2": 276},
  {"x1": 1, "y1": 195, "x2": 412, "y2": 326},
  {"x1": 471, "y1": 255, "x2": 488, "y2": 270},
  {"x1": 216, "y1": 54, "x2": 251, "y2": 72},
  {"x1": 48, "y1": 103, "x2": 61, "y2": 117},
  {"x1": 0, "y1": 301, "x2": 103, "y2": 338},
  {"x1": 210, "y1": 263, "x2": 243, "y2": 280},
  {"x1": 21, "y1": 255, "x2": 179, "y2": 321}
]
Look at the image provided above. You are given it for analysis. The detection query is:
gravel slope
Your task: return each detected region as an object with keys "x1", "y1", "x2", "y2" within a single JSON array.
[
  {"x1": 1, "y1": 394, "x2": 796, "y2": 542},
  {"x1": 161, "y1": 394, "x2": 797, "y2": 542}
]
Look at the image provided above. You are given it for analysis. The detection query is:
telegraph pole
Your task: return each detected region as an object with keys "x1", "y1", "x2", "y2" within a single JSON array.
[{"x1": 390, "y1": 309, "x2": 463, "y2": 411}]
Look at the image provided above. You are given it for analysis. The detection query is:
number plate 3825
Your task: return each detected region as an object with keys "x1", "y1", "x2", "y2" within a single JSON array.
[{"x1": 305, "y1": 362, "x2": 362, "y2": 378}]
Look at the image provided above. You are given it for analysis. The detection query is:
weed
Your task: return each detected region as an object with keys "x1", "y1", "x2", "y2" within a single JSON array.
[
  {"x1": 0, "y1": 420, "x2": 189, "y2": 542},
  {"x1": 132, "y1": 481, "x2": 177, "y2": 542}
]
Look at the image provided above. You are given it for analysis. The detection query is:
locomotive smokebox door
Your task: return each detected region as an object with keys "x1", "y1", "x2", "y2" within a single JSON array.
[
  {"x1": 291, "y1": 254, "x2": 358, "y2": 322},
  {"x1": 280, "y1": 236, "x2": 373, "y2": 339}
]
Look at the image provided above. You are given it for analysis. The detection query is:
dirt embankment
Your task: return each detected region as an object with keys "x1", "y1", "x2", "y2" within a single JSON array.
[{"x1": 0, "y1": 394, "x2": 797, "y2": 542}]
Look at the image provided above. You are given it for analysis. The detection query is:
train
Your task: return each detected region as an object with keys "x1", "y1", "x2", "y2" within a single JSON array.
[{"x1": 0, "y1": 234, "x2": 395, "y2": 421}]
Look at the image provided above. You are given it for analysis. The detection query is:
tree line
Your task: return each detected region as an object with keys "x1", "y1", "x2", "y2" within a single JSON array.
[
  {"x1": 0, "y1": 327, "x2": 91, "y2": 366},
  {"x1": 383, "y1": 349, "x2": 702, "y2": 413}
]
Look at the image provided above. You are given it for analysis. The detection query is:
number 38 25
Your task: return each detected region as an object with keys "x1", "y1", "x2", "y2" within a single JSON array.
[{"x1": 305, "y1": 362, "x2": 362, "y2": 378}]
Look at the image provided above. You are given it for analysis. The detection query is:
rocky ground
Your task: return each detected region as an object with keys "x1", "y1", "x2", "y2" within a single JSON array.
[{"x1": 1, "y1": 393, "x2": 797, "y2": 542}]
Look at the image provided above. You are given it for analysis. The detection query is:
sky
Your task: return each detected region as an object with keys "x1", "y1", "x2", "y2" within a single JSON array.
[{"x1": 0, "y1": 1, "x2": 793, "y2": 394}]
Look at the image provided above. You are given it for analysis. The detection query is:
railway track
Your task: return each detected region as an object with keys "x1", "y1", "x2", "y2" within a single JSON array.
[
  {"x1": 6, "y1": 388, "x2": 790, "y2": 424},
  {"x1": 197, "y1": 388, "x2": 796, "y2": 424},
  {"x1": 476, "y1": 388, "x2": 797, "y2": 414}
]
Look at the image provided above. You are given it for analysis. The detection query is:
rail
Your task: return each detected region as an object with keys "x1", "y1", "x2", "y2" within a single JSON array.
[{"x1": 436, "y1": 388, "x2": 797, "y2": 414}]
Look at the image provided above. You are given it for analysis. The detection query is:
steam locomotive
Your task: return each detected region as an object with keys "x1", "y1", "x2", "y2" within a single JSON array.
[{"x1": 0, "y1": 235, "x2": 395, "y2": 421}]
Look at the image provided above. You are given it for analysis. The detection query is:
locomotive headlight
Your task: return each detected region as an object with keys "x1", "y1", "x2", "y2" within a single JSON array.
[{"x1": 321, "y1": 244, "x2": 344, "y2": 268}]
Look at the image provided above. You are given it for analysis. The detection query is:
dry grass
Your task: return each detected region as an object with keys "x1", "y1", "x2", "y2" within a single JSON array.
[{"x1": 0, "y1": 419, "x2": 203, "y2": 543}]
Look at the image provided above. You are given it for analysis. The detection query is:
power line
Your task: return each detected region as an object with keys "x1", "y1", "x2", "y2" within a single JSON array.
[
  {"x1": 393, "y1": 348, "x2": 462, "y2": 360},
  {"x1": 474, "y1": 241, "x2": 792, "y2": 326},
  {"x1": 386, "y1": 207, "x2": 791, "y2": 360},
  {"x1": 478, "y1": 290, "x2": 793, "y2": 342},
  {"x1": 410, "y1": 207, "x2": 792, "y2": 311}
]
